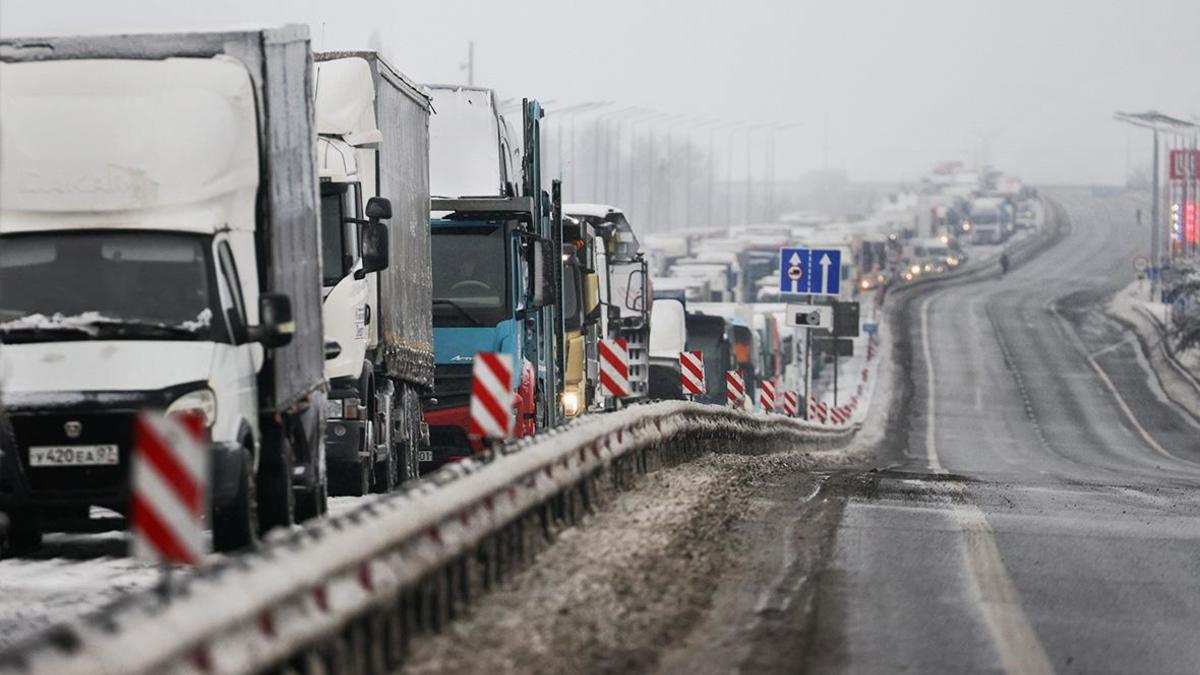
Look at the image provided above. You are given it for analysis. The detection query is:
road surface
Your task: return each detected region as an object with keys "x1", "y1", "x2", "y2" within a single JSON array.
[{"x1": 800, "y1": 189, "x2": 1200, "y2": 674}]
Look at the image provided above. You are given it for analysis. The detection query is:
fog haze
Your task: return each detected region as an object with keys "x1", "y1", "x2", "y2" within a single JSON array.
[{"x1": 3, "y1": 0, "x2": 1197, "y2": 185}]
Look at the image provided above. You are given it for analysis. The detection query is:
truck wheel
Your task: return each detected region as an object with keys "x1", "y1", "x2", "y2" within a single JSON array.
[
  {"x1": 257, "y1": 428, "x2": 295, "y2": 535},
  {"x1": 371, "y1": 390, "x2": 396, "y2": 493},
  {"x1": 393, "y1": 386, "x2": 421, "y2": 482},
  {"x1": 295, "y1": 461, "x2": 328, "y2": 522},
  {"x1": 213, "y1": 447, "x2": 259, "y2": 552},
  {"x1": 2, "y1": 511, "x2": 42, "y2": 554}
]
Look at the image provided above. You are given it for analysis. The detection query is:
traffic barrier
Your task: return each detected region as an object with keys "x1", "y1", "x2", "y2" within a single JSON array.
[
  {"x1": 725, "y1": 369, "x2": 745, "y2": 407},
  {"x1": 680, "y1": 351, "x2": 705, "y2": 396},
  {"x1": 758, "y1": 380, "x2": 776, "y2": 412},
  {"x1": 599, "y1": 339, "x2": 630, "y2": 398},
  {"x1": 131, "y1": 412, "x2": 207, "y2": 566},
  {"x1": 781, "y1": 390, "x2": 798, "y2": 417},
  {"x1": 468, "y1": 353, "x2": 514, "y2": 441},
  {"x1": 0, "y1": 401, "x2": 858, "y2": 675}
]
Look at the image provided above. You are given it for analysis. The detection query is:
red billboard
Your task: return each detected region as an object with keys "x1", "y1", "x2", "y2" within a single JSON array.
[{"x1": 1169, "y1": 149, "x2": 1200, "y2": 180}]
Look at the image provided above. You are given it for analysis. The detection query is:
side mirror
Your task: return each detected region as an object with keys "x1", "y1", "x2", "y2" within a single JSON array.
[
  {"x1": 251, "y1": 293, "x2": 294, "y2": 349},
  {"x1": 365, "y1": 196, "x2": 392, "y2": 221},
  {"x1": 359, "y1": 197, "x2": 391, "y2": 277}
]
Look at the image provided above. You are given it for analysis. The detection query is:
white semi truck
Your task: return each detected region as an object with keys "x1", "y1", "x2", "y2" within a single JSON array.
[
  {"x1": 0, "y1": 27, "x2": 333, "y2": 551},
  {"x1": 313, "y1": 52, "x2": 433, "y2": 495}
]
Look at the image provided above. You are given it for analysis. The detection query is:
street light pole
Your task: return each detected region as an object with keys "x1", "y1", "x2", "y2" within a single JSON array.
[{"x1": 1114, "y1": 110, "x2": 1200, "y2": 300}]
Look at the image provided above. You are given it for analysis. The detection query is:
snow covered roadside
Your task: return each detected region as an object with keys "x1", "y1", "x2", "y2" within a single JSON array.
[
  {"x1": 400, "y1": 447, "x2": 856, "y2": 675},
  {"x1": 0, "y1": 533, "x2": 157, "y2": 650},
  {"x1": 1108, "y1": 280, "x2": 1200, "y2": 417},
  {"x1": 0, "y1": 497, "x2": 375, "y2": 652}
]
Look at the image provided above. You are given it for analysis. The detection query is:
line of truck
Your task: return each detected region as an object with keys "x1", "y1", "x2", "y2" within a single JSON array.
[{"x1": 0, "y1": 26, "x2": 651, "y2": 554}]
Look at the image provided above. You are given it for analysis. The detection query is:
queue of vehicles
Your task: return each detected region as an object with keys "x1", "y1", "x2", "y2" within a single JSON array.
[
  {"x1": 0, "y1": 25, "x2": 1037, "y2": 557},
  {"x1": 0, "y1": 26, "x2": 656, "y2": 554}
]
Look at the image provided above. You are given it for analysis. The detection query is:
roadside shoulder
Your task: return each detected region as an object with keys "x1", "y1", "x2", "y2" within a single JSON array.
[{"x1": 1107, "y1": 282, "x2": 1200, "y2": 421}]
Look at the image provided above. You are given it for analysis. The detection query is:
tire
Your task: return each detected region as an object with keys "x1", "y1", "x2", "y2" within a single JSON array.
[
  {"x1": 213, "y1": 447, "x2": 259, "y2": 552},
  {"x1": 2, "y1": 511, "x2": 42, "y2": 554},
  {"x1": 295, "y1": 463, "x2": 328, "y2": 523},
  {"x1": 256, "y1": 425, "x2": 295, "y2": 535},
  {"x1": 371, "y1": 387, "x2": 396, "y2": 493},
  {"x1": 394, "y1": 385, "x2": 422, "y2": 482}
]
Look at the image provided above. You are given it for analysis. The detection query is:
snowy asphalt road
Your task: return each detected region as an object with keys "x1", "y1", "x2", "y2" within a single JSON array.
[{"x1": 802, "y1": 189, "x2": 1200, "y2": 674}]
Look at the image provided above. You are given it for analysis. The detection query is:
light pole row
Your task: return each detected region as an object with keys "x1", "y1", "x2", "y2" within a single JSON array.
[{"x1": 543, "y1": 103, "x2": 802, "y2": 231}]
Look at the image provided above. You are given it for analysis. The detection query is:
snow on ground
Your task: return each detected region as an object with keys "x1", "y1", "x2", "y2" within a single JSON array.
[
  {"x1": 0, "y1": 497, "x2": 377, "y2": 652},
  {"x1": 401, "y1": 446, "x2": 855, "y2": 675},
  {"x1": 1109, "y1": 280, "x2": 1200, "y2": 417},
  {"x1": 0, "y1": 532, "x2": 157, "y2": 650}
]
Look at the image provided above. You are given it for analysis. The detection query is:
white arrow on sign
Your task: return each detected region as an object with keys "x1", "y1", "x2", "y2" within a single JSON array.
[
  {"x1": 789, "y1": 251, "x2": 802, "y2": 293},
  {"x1": 819, "y1": 253, "x2": 832, "y2": 294}
]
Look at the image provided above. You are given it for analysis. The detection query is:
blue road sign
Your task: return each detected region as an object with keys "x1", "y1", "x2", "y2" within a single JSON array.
[{"x1": 779, "y1": 247, "x2": 841, "y2": 296}]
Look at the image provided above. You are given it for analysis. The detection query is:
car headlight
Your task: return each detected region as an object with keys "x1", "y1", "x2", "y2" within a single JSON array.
[
  {"x1": 910, "y1": 265, "x2": 922, "y2": 275},
  {"x1": 562, "y1": 391, "x2": 581, "y2": 417},
  {"x1": 167, "y1": 388, "x2": 216, "y2": 428}
]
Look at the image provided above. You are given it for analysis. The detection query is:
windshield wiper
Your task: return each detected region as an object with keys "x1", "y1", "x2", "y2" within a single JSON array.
[
  {"x1": 432, "y1": 299, "x2": 483, "y2": 327},
  {"x1": 0, "y1": 324, "x2": 99, "y2": 343},
  {"x1": 87, "y1": 318, "x2": 204, "y2": 338}
]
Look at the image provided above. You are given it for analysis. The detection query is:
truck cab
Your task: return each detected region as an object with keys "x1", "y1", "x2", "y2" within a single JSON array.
[
  {"x1": 314, "y1": 56, "x2": 390, "y2": 495},
  {"x1": 561, "y1": 217, "x2": 601, "y2": 417},
  {"x1": 422, "y1": 89, "x2": 560, "y2": 465},
  {"x1": 565, "y1": 205, "x2": 652, "y2": 408},
  {"x1": 0, "y1": 28, "x2": 327, "y2": 552}
]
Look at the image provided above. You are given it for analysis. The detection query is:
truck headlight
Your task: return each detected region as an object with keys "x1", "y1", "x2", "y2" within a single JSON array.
[
  {"x1": 167, "y1": 388, "x2": 216, "y2": 428},
  {"x1": 562, "y1": 391, "x2": 581, "y2": 417},
  {"x1": 326, "y1": 397, "x2": 365, "y2": 420}
]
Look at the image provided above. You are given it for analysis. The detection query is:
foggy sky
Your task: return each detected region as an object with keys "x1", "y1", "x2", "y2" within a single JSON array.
[{"x1": 2, "y1": 0, "x2": 1197, "y2": 186}]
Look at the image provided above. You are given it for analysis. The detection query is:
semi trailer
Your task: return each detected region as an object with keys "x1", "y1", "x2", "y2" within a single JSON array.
[{"x1": 313, "y1": 52, "x2": 433, "y2": 495}]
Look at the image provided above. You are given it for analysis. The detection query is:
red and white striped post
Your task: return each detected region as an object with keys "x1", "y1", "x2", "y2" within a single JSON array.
[
  {"x1": 782, "y1": 390, "x2": 798, "y2": 417},
  {"x1": 680, "y1": 351, "x2": 706, "y2": 398},
  {"x1": 468, "y1": 353, "x2": 515, "y2": 443},
  {"x1": 131, "y1": 412, "x2": 209, "y2": 566},
  {"x1": 725, "y1": 369, "x2": 745, "y2": 408},
  {"x1": 758, "y1": 379, "x2": 777, "y2": 412},
  {"x1": 599, "y1": 338, "x2": 630, "y2": 401}
]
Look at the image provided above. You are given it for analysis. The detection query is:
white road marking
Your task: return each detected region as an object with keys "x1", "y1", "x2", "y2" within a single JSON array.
[
  {"x1": 951, "y1": 503, "x2": 1056, "y2": 675},
  {"x1": 922, "y1": 290, "x2": 1054, "y2": 675},
  {"x1": 920, "y1": 291, "x2": 944, "y2": 473},
  {"x1": 1088, "y1": 336, "x2": 1135, "y2": 359},
  {"x1": 1047, "y1": 302, "x2": 1195, "y2": 466}
]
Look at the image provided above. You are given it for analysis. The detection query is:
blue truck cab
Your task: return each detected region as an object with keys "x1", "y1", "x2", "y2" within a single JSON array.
[{"x1": 424, "y1": 203, "x2": 550, "y2": 463}]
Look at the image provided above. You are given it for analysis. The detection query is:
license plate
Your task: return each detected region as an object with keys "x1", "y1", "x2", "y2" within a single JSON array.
[
  {"x1": 417, "y1": 451, "x2": 433, "y2": 463},
  {"x1": 29, "y1": 444, "x2": 120, "y2": 467}
]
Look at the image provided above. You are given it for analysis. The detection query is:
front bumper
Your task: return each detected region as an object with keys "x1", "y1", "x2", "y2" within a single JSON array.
[{"x1": 421, "y1": 405, "x2": 483, "y2": 468}]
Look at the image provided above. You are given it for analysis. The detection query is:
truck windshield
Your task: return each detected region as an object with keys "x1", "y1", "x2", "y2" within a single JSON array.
[
  {"x1": 431, "y1": 222, "x2": 510, "y2": 328},
  {"x1": 321, "y1": 183, "x2": 361, "y2": 287},
  {"x1": 0, "y1": 231, "x2": 220, "y2": 342}
]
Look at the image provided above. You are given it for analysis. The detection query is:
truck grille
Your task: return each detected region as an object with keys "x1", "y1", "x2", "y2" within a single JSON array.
[
  {"x1": 426, "y1": 364, "x2": 474, "y2": 410},
  {"x1": 9, "y1": 412, "x2": 134, "y2": 499}
]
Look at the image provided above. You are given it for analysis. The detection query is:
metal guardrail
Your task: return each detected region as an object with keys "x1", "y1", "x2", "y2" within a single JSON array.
[{"x1": 0, "y1": 402, "x2": 857, "y2": 675}]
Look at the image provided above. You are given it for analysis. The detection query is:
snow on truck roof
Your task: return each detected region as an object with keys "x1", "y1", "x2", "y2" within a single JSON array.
[
  {"x1": 426, "y1": 85, "x2": 505, "y2": 199},
  {"x1": 0, "y1": 56, "x2": 261, "y2": 235},
  {"x1": 564, "y1": 203, "x2": 624, "y2": 219}
]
